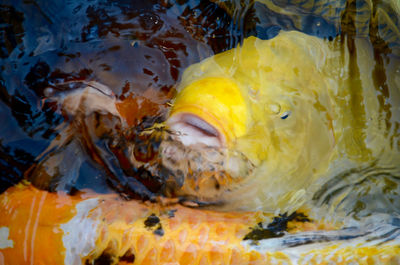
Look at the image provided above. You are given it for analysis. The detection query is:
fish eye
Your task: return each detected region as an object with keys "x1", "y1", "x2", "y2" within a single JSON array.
[{"x1": 280, "y1": 111, "x2": 291, "y2": 120}]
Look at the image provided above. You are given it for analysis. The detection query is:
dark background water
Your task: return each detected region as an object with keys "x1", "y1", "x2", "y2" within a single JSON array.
[{"x1": 0, "y1": 0, "x2": 393, "y2": 195}]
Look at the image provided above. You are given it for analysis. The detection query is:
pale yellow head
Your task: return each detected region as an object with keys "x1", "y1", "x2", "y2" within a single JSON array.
[{"x1": 162, "y1": 31, "x2": 338, "y2": 212}]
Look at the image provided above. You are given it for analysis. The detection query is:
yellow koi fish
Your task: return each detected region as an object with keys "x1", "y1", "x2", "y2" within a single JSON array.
[{"x1": 158, "y1": 31, "x2": 400, "y2": 216}]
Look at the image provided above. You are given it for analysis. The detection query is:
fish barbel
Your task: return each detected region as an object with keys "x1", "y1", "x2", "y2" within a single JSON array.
[{"x1": 159, "y1": 31, "x2": 400, "y2": 214}]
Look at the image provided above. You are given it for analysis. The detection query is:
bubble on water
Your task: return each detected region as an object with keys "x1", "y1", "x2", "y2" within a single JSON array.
[
  {"x1": 139, "y1": 12, "x2": 163, "y2": 32},
  {"x1": 268, "y1": 103, "x2": 281, "y2": 115},
  {"x1": 248, "y1": 85, "x2": 260, "y2": 101}
]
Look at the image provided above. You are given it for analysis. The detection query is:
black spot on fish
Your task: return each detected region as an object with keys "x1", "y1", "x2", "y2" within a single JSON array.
[
  {"x1": 144, "y1": 213, "x2": 160, "y2": 228},
  {"x1": 243, "y1": 212, "x2": 311, "y2": 241},
  {"x1": 144, "y1": 213, "x2": 164, "y2": 236},
  {"x1": 92, "y1": 251, "x2": 114, "y2": 265},
  {"x1": 119, "y1": 249, "x2": 135, "y2": 263},
  {"x1": 67, "y1": 186, "x2": 79, "y2": 196},
  {"x1": 154, "y1": 225, "x2": 164, "y2": 236},
  {"x1": 243, "y1": 222, "x2": 283, "y2": 241}
]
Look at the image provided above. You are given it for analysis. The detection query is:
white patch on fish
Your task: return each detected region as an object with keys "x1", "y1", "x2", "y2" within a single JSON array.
[
  {"x1": 0, "y1": 227, "x2": 13, "y2": 249},
  {"x1": 60, "y1": 198, "x2": 101, "y2": 265}
]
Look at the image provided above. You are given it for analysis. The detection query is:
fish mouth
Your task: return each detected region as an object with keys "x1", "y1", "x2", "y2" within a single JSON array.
[{"x1": 166, "y1": 113, "x2": 225, "y2": 148}]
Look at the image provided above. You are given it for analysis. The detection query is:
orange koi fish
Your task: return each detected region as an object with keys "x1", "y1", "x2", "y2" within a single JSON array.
[{"x1": 1, "y1": 184, "x2": 399, "y2": 265}]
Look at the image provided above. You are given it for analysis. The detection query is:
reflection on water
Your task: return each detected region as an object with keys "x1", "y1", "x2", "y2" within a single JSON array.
[{"x1": 0, "y1": 0, "x2": 400, "y2": 263}]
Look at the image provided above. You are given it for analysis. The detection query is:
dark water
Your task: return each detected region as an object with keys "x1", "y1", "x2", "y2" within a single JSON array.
[
  {"x1": 0, "y1": 0, "x2": 238, "y2": 194},
  {"x1": 0, "y1": 0, "x2": 398, "y2": 198}
]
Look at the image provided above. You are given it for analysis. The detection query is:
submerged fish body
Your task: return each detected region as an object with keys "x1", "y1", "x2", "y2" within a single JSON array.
[
  {"x1": 161, "y1": 31, "x2": 400, "y2": 215},
  {"x1": 1, "y1": 184, "x2": 400, "y2": 265}
]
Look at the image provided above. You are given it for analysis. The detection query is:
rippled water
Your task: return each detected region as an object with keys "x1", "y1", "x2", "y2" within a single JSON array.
[
  {"x1": 1, "y1": 0, "x2": 400, "y2": 264},
  {"x1": 1, "y1": 0, "x2": 399, "y2": 215}
]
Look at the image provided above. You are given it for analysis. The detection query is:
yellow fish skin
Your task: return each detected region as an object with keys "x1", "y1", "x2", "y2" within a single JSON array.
[
  {"x1": 168, "y1": 77, "x2": 248, "y2": 147},
  {"x1": 160, "y1": 31, "x2": 400, "y2": 214}
]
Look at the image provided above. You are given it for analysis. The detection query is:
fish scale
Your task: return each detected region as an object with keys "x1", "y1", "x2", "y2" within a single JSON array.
[{"x1": 1, "y1": 185, "x2": 400, "y2": 264}]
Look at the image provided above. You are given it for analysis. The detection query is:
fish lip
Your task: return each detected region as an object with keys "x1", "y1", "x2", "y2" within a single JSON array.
[{"x1": 166, "y1": 113, "x2": 226, "y2": 148}]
